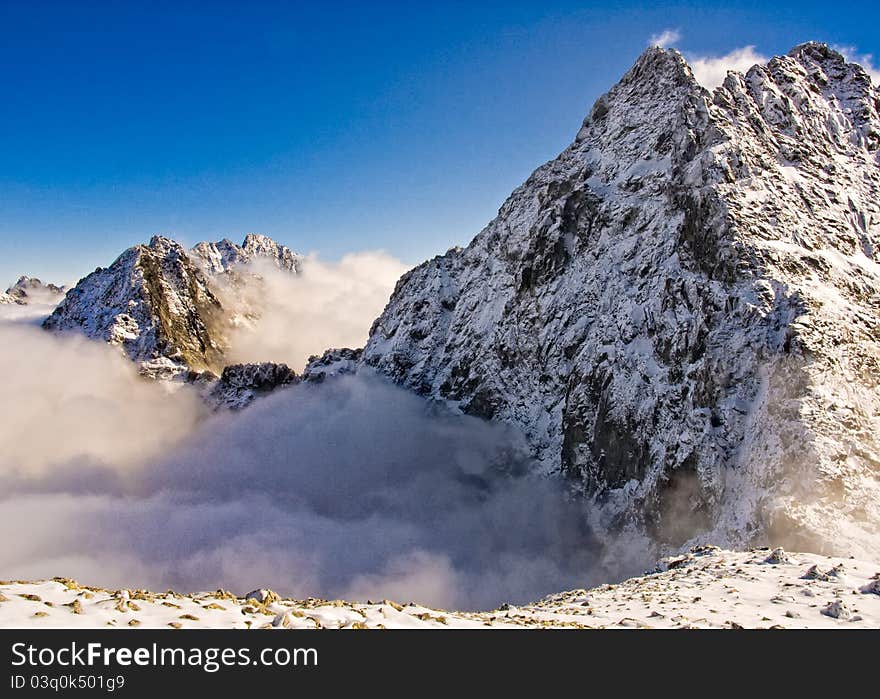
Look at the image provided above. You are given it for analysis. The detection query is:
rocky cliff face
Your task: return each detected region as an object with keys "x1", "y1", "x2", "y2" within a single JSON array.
[
  {"x1": 362, "y1": 44, "x2": 880, "y2": 557},
  {"x1": 302, "y1": 347, "x2": 362, "y2": 383},
  {"x1": 207, "y1": 362, "x2": 300, "y2": 410}
]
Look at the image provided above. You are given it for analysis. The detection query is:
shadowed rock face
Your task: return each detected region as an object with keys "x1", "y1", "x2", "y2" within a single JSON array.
[
  {"x1": 361, "y1": 44, "x2": 880, "y2": 556},
  {"x1": 302, "y1": 348, "x2": 363, "y2": 383}
]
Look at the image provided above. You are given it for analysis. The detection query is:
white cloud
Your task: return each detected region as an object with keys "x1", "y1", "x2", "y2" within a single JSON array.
[
  {"x1": 220, "y1": 252, "x2": 409, "y2": 371},
  {"x1": 0, "y1": 306, "x2": 205, "y2": 477},
  {"x1": 833, "y1": 45, "x2": 880, "y2": 84},
  {"x1": 648, "y1": 29, "x2": 681, "y2": 48},
  {"x1": 687, "y1": 46, "x2": 769, "y2": 90}
]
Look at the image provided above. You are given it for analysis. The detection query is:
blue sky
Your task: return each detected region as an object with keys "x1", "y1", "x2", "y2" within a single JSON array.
[{"x1": 1, "y1": 0, "x2": 878, "y2": 286}]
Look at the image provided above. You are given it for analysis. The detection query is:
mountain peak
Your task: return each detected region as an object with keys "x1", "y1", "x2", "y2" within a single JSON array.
[
  {"x1": 786, "y1": 41, "x2": 845, "y2": 64},
  {"x1": 191, "y1": 234, "x2": 303, "y2": 275},
  {"x1": 2, "y1": 275, "x2": 65, "y2": 305},
  {"x1": 627, "y1": 45, "x2": 695, "y2": 85},
  {"x1": 242, "y1": 233, "x2": 278, "y2": 248},
  {"x1": 45, "y1": 234, "x2": 226, "y2": 377},
  {"x1": 362, "y1": 38, "x2": 880, "y2": 558},
  {"x1": 146, "y1": 235, "x2": 186, "y2": 255}
]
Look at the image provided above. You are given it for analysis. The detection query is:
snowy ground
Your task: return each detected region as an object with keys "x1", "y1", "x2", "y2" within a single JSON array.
[{"x1": 1, "y1": 547, "x2": 877, "y2": 629}]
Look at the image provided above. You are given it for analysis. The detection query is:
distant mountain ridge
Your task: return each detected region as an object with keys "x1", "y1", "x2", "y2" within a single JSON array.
[
  {"x1": 190, "y1": 233, "x2": 303, "y2": 276},
  {"x1": 0, "y1": 276, "x2": 65, "y2": 305}
]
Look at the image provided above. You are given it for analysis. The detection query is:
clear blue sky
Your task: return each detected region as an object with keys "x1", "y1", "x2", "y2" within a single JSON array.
[{"x1": 1, "y1": 0, "x2": 877, "y2": 286}]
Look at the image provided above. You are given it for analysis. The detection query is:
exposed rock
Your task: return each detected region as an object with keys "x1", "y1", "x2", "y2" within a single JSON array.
[
  {"x1": 302, "y1": 348, "x2": 363, "y2": 383},
  {"x1": 802, "y1": 564, "x2": 831, "y2": 581},
  {"x1": 764, "y1": 547, "x2": 791, "y2": 564},
  {"x1": 243, "y1": 588, "x2": 280, "y2": 605},
  {"x1": 2, "y1": 276, "x2": 65, "y2": 305},
  {"x1": 860, "y1": 578, "x2": 880, "y2": 595},
  {"x1": 40, "y1": 234, "x2": 304, "y2": 384},
  {"x1": 208, "y1": 362, "x2": 299, "y2": 409},
  {"x1": 190, "y1": 234, "x2": 303, "y2": 276},
  {"x1": 821, "y1": 600, "x2": 852, "y2": 620}
]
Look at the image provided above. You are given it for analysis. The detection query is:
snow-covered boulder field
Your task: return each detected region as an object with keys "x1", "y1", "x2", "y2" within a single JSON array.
[{"x1": 2, "y1": 548, "x2": 877, "y2": 629}]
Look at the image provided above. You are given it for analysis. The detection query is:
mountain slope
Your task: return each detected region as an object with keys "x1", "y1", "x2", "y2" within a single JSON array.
[
  {"x1": 190, "y1": 233, "x2": 303, "y2": 275},
  {"x1": 361, "y1": 44, "x2": 880, "y2": 556}
]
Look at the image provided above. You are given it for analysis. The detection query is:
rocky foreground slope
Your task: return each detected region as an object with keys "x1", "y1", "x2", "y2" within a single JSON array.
[
  {"x1": 361, "y1": 43, "x2": 880, "y2": 558},
  {"x1": 1, "y1": 548, "x2": 877, "y2": 629}
]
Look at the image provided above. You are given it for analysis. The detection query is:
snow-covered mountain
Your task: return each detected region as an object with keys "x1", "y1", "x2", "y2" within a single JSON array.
[
  {"x1": 41, "y1": 234, "x2": 301, "y2": 381},
  {"x1": 190, "y1": 233, "x2": 303, "y2": 276},
  {"x1": 1, "y1": 276, "x2": 65, "y2": 305},
  {"x1": 43, "y1": 236, "x2": 227, "y2": 378},
  {"x1": 28, "y1": 43, "x2": 880, "y2": 560},
  {"x1": 361, "y1": 43, "x2": 880, "y2": 557}
]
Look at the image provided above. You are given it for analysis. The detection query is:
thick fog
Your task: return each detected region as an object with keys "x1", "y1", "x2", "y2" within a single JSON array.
[{"x1": 0, "y1": 298, "x2": 650, "y2": 610}]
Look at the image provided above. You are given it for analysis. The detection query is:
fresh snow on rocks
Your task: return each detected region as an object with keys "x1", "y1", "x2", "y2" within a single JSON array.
[
  {"x1": 206, "y1": 362, "x2": 300, "y2": 410},
  {"x1": 2, "y1": 548, "x2": 877, "y2": 629},
  {"x1": 302, "y1": 347, "x2": 363, "y2": 383},
  {"x1": 43, "y1": 236, "x2": 228, "y2": 378},
  {"x1": 190, "y1": 233, "x2": 303, "y2": 276}
]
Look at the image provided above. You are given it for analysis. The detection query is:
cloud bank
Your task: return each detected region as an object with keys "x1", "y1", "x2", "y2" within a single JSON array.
[
  {"x1": 221, "y1": 253, "x2": 409, "y2": 371},
  {"x1": 0, "y1": 301, "x2": 647, "y2": 609},
  {"x1": 0, "y1": 305, "x2": 205, "y2": 478}
]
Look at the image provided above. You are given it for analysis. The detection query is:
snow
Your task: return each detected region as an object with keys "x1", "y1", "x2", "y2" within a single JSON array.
[
  {"x1": 2, "y1": 548, "x2": 877, "y2": 629},
  {"x1": 190, "y1": 234, "x2": 303, "y2": 276},
  {"x1": 1, "y1": 277, "x2": 65, "y2": 307},
  {"x1": 43, "y1": 237, "x2": 227, "y2": 378}
]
